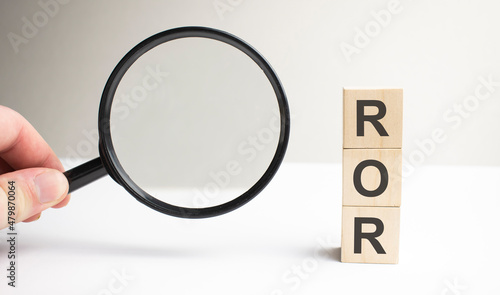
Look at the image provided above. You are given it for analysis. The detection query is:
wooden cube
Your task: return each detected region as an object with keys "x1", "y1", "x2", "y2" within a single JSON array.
[
  {"x1": 343, "y1": 149, "x2": 402, "y2": 207},
  {"x1": 343, "y1": 88, "x2": 403, "y2": 149},
  {"x1": 341, "y1": 206, "x2": 400, "y2": 264}
]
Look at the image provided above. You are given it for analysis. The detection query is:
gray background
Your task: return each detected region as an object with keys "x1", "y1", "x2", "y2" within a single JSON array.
[{"x1": 1, "y1": 0, "x2": 499, "y2": 169}]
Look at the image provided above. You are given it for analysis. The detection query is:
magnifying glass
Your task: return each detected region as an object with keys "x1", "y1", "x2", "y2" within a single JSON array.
[{"x1": 63, "y1": 26, "x2": 290, "y2": 218}]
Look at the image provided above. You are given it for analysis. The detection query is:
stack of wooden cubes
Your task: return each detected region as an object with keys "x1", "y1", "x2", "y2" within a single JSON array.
[{"x1": 341, "y1": 88, "x2": 403, "y2": 264}]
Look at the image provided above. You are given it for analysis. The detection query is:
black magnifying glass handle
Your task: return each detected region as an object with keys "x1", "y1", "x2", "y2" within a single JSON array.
[{"x1": 63, "y1": 157, "x2": 108, "y2": 193}]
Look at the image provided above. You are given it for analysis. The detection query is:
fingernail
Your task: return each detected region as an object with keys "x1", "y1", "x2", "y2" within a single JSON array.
[{"x1": 34, "y1": 170, "x2": 68, "y2": 204}]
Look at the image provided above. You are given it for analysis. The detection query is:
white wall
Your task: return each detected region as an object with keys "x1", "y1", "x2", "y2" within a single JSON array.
[{"x1": 1, "y1": 0, "x2": 499, "y2": 169}]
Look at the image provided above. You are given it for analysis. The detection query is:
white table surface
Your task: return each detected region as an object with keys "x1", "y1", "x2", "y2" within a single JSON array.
[{"x1": 1, "y1": 163, "x2": 498, "y2": 294}]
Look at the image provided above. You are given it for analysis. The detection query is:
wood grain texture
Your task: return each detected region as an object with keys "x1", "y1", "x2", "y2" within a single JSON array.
[
  {"x1": 341, "y1": 206, "x2": 400, "y2": 264},
  {"x1": 343, "y1": 88, "x2": 403, "y2": 149},
  {"x1": 343, "y1": 148, "x2": 402, "y2": 207}
]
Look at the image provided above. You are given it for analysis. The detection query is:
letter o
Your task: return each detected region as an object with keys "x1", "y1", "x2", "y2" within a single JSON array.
[{"x1": 353, "y1": 159, "x2": 388, "y2": 197}]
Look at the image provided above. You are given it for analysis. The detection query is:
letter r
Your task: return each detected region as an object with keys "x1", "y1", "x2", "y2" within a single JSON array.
[
  {"x1": 354, "y1": 217, "x2": 386, "y2": 254},
  {"x1": 357, "y1": 100, "x2": 389, "y2": 136}
]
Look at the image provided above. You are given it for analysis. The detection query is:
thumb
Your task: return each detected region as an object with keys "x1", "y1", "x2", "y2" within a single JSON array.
[{"x1": 1, "y1": 168, "x2": 69, "y2": 229}]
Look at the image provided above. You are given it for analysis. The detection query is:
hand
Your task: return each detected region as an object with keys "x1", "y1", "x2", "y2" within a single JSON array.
[{"x1": 0, "y1": 106, "x2": 69, "y2": 230}]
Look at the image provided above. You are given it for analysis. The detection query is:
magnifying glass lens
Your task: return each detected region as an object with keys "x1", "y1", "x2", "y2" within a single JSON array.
[{"x1": 110, "y1": 37, "x2": 280, "y2": 209}]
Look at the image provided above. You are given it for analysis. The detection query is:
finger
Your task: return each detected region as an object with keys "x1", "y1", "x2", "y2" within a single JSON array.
[
  {"x1": 23, "y1": 213, "x2": 41, "y2": 223},
  {"x1": 0, "y1": 106, "x2": 71, "y2": 210},
  {"x1": 0, "y1": 157, "x2": 13, "y2": 175},
  {"x1": 51, "y1": 194, "x2": 71, "y2": 209},
  {"x1": 0, "y1": 168, "x2": 68, "y2": 229},
  {"x1": 0, "y1": 106, "x2": 64, "y2": 171}
]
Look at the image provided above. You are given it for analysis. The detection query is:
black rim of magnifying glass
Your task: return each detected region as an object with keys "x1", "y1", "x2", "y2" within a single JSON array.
[{"x1": 98, "y1": 26, "x2": 290, "y2": 218}]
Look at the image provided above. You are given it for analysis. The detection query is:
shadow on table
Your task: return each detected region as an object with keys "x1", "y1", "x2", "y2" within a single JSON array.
[
  {"x1": 23, "y1": 239, "x2": 204, "y2": 258},
  {"x1": 22, "y1": 236, "x2": 343, "y2": 261},
  {"x1": 315, "y1": 246, "x2": 341, "y2": 262}
]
